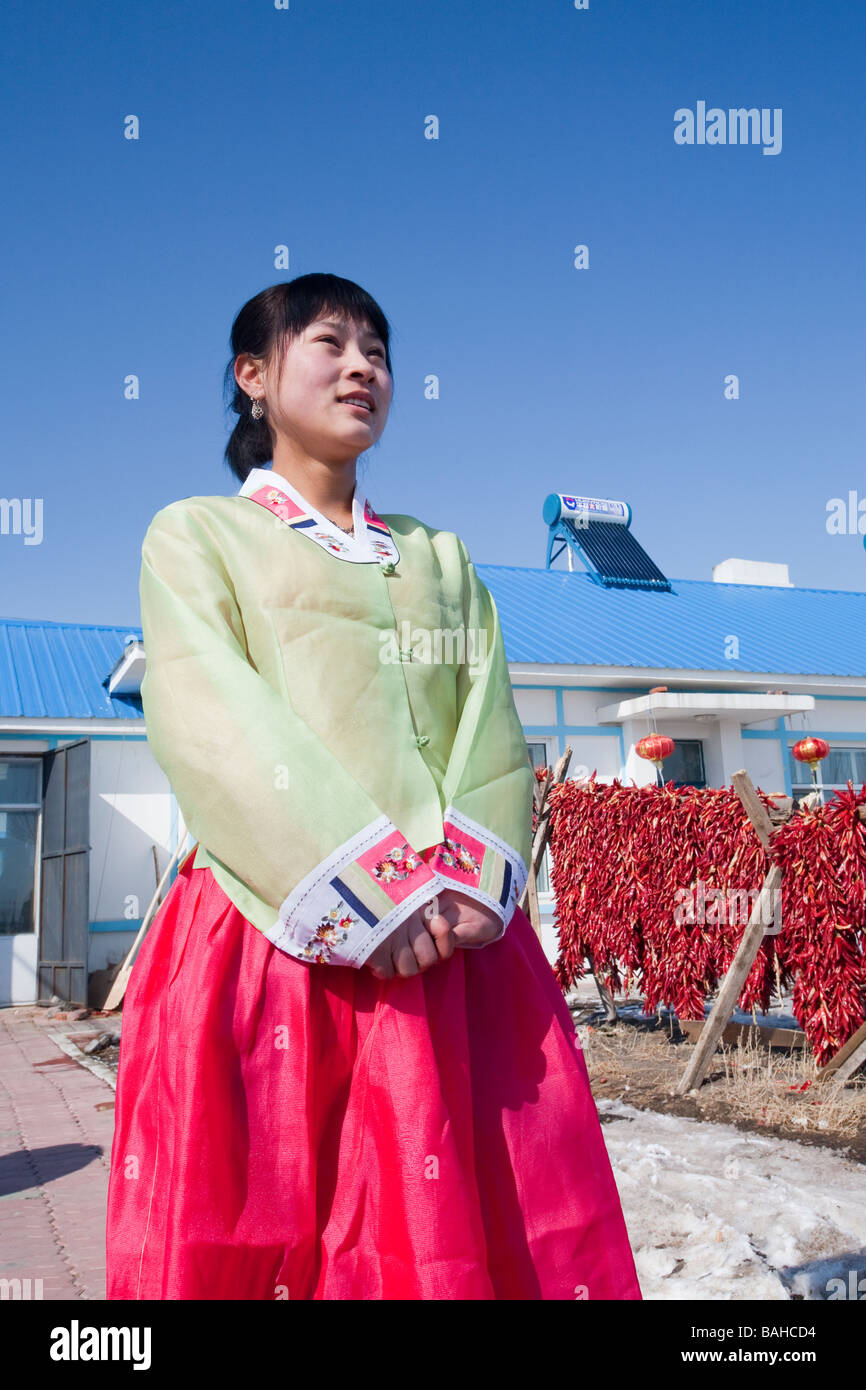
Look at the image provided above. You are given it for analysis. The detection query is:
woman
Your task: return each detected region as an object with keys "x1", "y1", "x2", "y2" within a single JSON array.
[{"x1": 105, "y1": 272, "x2": 641, "y2": 1301}]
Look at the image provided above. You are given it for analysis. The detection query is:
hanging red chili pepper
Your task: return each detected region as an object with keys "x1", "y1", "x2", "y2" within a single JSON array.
[{"x1": 547, "y1": 776, "x2": 866, "y2": 1066}]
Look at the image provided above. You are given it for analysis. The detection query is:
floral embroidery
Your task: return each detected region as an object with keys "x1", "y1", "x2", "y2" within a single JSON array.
[
  {"x1": 302, "y1": 903, "x2": 357, "y2": 963},
  {"x1": 240, "y1": 470, "x2": 400, "y2": 567},
  {"x1": 313, "y1": 529, "x2": 351, "y2": 555},
  {"x1": 264, "y1": 488, "x2": 294, "y2": 521},
  {"x1": 434, "y1": 836, "x2": 481, "y2": 876},
  {"x1": 370, "y1": 842, "x2": 423, "y2": 885}
]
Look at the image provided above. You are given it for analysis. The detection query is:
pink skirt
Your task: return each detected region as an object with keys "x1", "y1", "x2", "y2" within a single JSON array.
[{"x1": 105, "y1": 849, "x2": 641, "y2": 1300}]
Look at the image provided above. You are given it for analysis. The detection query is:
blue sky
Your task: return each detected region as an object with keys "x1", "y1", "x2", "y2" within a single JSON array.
[{"x1": 2, "y1": 0, "x2": 865, "y2": 624}]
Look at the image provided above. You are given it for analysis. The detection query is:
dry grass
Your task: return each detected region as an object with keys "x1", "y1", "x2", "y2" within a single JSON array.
[
  {"x1": 576, "y1": 1012, "x2": 866, "y2": 1146},
  {"x1": 716, "y1": 1033, "x2": 865, "y2": 1139}
]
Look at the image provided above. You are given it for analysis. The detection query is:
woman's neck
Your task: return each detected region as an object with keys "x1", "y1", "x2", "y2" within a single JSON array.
[{"x1": 268, "y1": 451, "x2": 357, "y2": 528}]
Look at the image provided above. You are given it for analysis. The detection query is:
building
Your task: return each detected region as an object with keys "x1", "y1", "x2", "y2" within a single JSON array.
[
  {"x1": 481, "y1": 494, "x2": 866, "y2": 958},
  {"x1": 2, "y1": 495, "x2": 865, "y2": 1002},
  {"x1": 0, "y1": 622, "x2": 166, "y2": 1006}
]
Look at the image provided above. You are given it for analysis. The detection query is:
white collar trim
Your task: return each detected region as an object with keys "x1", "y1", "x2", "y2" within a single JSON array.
[{"x1": 237, "y1": 466, "x2": 400, "y2": 567}]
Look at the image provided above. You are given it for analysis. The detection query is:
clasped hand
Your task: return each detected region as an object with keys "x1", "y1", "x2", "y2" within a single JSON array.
[{"x1": 365, "y1": 888, "x2": 504, "y2": 980}]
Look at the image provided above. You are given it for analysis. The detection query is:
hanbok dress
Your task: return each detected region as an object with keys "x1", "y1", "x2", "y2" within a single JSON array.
[{"x1": 105, "y1": 465, "x2": 642, "y2": 1301}]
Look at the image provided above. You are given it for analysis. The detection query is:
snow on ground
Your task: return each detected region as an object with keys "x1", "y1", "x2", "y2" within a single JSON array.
[{"x1": 600, "y1": 1099, "x2": 866, "y2": 1300}]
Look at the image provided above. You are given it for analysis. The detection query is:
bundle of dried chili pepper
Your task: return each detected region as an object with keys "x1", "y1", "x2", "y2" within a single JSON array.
[
  {"x1": 546, "y1": 775, "x2": 866, "y2": 1065},
  {"x1": 769, "y1": 781, "x2": 866, "y2": 1065}
]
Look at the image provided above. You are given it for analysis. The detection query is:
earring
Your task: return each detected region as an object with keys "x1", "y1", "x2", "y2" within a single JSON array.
[{"x1": 250, "y1": 395, "x2": 264, "y2": 420}]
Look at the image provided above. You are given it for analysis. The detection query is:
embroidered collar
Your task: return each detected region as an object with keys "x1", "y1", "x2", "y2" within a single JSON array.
[{"x1": 237, "y1": 466, "x2": 400, "y2": 567}]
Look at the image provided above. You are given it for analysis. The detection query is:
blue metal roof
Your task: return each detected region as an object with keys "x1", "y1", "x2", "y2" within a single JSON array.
[
  {"x1": 0, "y1": 619, "x2": 144, "y2": 720},
  {"x1": 3, "y1": 565, "x2": 866, "y2": 724},
  {"x1": 477, "y1": 566, "x2": 866, "y2": 678}
]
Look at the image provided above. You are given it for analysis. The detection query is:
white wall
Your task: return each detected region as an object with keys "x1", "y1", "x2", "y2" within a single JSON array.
[
  {"x1": 0, "y1": 733, "x2": 180, "y2": 1002},
  {"x1": 0, "y1": 933, "x2": 38, "y2": 1007},
  {"x1": 513, "y1": 687, "x2": 557, "y2": 724},
  {"x1": 559, "y1": 736, "x2": 620, "y2": 780},
  {"x1": 741, "y1": 738, "x2": 787, "y2": 795},
  {"x1": 792, "y1": 701, "x2": 866, "y2": 734},
  {"x1": 87, "y1": 737, "x2": 179, "y2": 974}
]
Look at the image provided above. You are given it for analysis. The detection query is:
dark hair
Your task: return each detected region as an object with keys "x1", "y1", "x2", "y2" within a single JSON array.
[{"x1": 223, "y1": 273, "x2": 394, "y2": 484}]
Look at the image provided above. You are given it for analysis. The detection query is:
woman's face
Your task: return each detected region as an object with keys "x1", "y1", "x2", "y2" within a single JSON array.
[{"x1": 243, "y1": 312, "x2": 393, "y2": 464}]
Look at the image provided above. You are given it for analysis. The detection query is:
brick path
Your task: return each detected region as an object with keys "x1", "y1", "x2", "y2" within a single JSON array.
[{"x1": 0, "y1": 1007, "x2": 116, "y2": 1300}]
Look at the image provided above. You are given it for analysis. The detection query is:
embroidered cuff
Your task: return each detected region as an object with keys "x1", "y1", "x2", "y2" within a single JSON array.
[
  {"x1": 419, "y1": 806, "x2": 528, "y2": 948},
  {"x1": 264, "y1": 815, "x2": 439, "y2": 968}
]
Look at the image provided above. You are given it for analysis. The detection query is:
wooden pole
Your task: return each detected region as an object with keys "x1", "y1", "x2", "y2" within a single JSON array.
[
  {"x1": 676, "y1": 770, "x2": 782, "y2": 1095},
  {"x1": 103, "y1": 833, "x2": 192, "y2": 1011},
  {"x1": 814, "y1": 1018, "x2": 866, "y2": 1086},
  {"x1": 518, "y1": 749, "x2": 616, "y2": 1017},
  {"x1": 523, "y1": 764, "x2": 554, "y2": 938},
  {"x1": 802, "y1": 806, "x2": 866, "y2": 1084},
  {"x1": 525, "y1": 858, "x2": 542, "y2": 938},
  {"x1": 729, "y1": 768, "x2": 776, "y2": 852},
  {"x1": 586, "y1": 950, "x2": 619, "y2": 1022},
  {"x1": 519, "y1": 747, "x2": 573, "y2": 928},
  {"x1": 677, "y1": 865, "x2": 782, "y2": 1093}
]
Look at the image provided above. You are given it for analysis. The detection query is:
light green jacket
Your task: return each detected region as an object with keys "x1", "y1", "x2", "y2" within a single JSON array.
[{"x1": 139, "y1": 466, "x2": 534, "y2": 967}]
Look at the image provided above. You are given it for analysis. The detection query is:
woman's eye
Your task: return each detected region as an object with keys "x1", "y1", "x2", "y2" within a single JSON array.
[{"x1": 318, "y1": 336, "x2": 385, "y2": 359}]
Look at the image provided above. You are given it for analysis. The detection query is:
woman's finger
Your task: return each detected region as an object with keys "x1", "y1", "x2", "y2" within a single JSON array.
[
  {"x1": 408, "y1": 916, "x2": 439, "y2": 970},
  {"x1": 367, "y1": 956, "x2": 394, "y2": 979},
  {"x1": 392, "y1": 934, "x2": 420, "y2": 977},
  {"x1": 451, "y1": 917, "x2": 502, "y2": 947},
  {"x1": 425, "y1": 912, "x2": 456, "y2": 960},
  {"x1": 366, "y1": 939, "x2": 395, "y2": 978}
]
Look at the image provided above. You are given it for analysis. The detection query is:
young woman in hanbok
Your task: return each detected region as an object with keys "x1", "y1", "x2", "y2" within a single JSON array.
[{"x1": 105, "y1": 272, "x2": 641, "y2": 1301}]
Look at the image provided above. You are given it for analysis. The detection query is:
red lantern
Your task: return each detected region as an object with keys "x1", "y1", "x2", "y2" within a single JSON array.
[
  {"x1": 636, "y1": 734, "x2": 675, "y2": 768},
  {"x1": 792, "y1": 736, "x2": 830, "y2": 801},
  {"x1": 636, "y1": 734, "x2": 675, "y2": 787},
  {"x1": 792, "y1": 737, "x2": 829, "y2": 772}
]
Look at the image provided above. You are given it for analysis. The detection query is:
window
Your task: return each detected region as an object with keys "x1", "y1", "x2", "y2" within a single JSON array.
[
  {"x1": 526, "y1": 740, "x2": 555, "y2": 893},
  {"x1": 788, "y1": 744, "x2": 866, "y2": 792},
  {"x1": 0, "y1": 758, "x2": 41, "y2": 935},
  {"x1": 526, "y1": 740, "x2": 550, "y2": 776},
  {"x1": 661, "y1": 739, "x2": 706, "y2": 789}
]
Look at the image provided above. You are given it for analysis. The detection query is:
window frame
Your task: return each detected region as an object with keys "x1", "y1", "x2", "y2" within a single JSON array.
[
  {"x1": 525, "y1": 737, "x2": 561, "y2": 896},
  {"x1": 787, "y1": 742, "x2": 866, "y2": 793},
  {"x1": 0, "y1": 754, "x2": 43, "y2": 936},
  {"x1": 663, "y1": 737, "x2": 707, "y2": 789}
]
